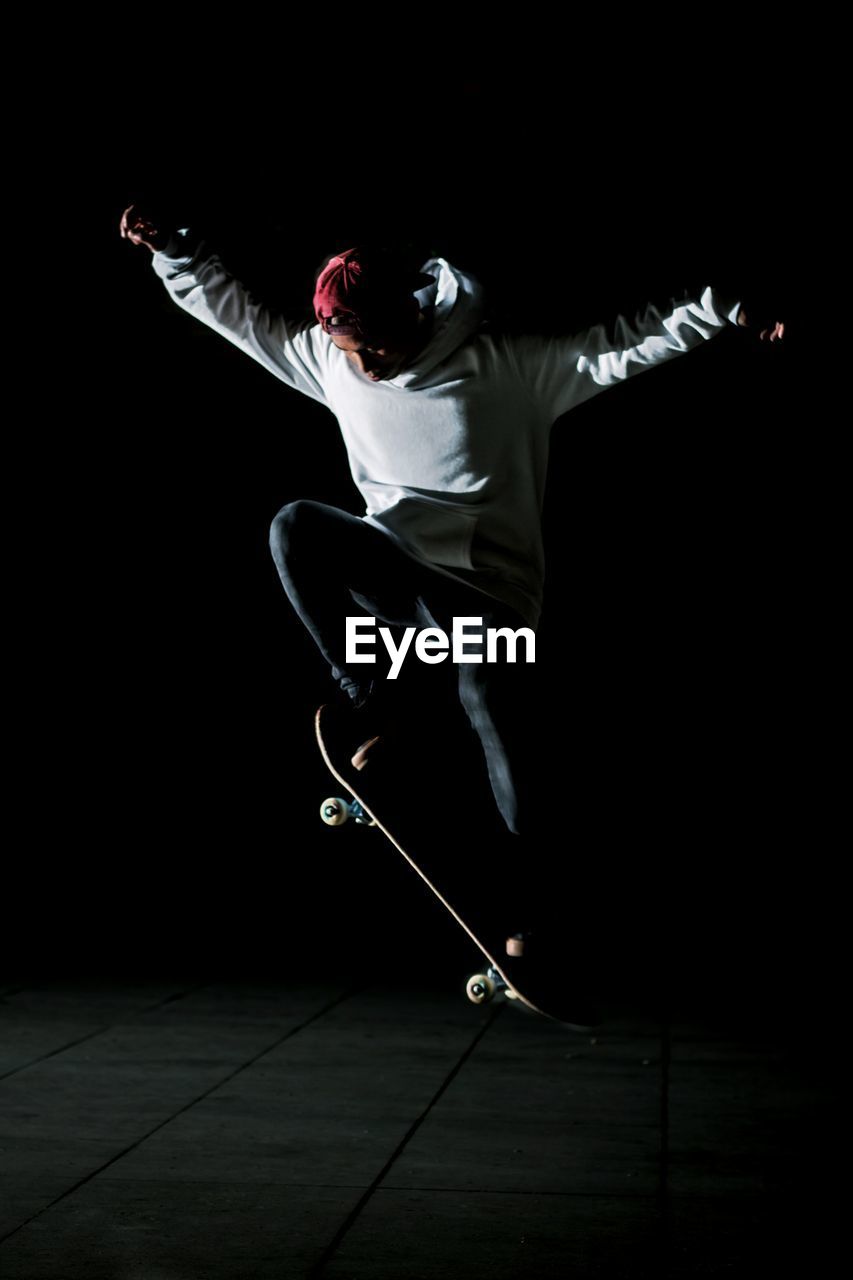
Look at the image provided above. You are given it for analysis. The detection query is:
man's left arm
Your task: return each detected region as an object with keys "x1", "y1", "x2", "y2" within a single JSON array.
[{"x1": 505, "y1": 285, "x2": 784, "y2": 422}]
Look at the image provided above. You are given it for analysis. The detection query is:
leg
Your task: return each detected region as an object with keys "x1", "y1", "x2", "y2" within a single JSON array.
[
  {"x1": 414, "y1": 586, "x2": 540, "y2": 838},
  {"x1": 457, "y1": 656, "x2": 539, "y2": 837},
  {"x1": 268, "y1": 499, "x2": 431, "y2": 698},
  {"x1": 456, "y1": 648, "x2": 563, "y2": 940}
]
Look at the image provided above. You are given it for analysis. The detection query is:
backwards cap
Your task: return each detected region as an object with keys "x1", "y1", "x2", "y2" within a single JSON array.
[{"x1": 313, "y1": 246, "x2": 436, "y2": 338}]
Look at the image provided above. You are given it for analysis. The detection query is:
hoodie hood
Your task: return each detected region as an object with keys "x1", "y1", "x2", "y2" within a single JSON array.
[{"x1": 384, "y1": 256, "x2": 487, "y2": 388}]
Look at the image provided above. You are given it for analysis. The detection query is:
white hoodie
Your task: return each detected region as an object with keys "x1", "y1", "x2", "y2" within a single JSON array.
[{"x1": 151, "y1": 242, "x2": 741, "y2": 628}]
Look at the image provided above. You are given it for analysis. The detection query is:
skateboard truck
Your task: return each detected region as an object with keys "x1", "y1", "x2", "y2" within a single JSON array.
[
  {"x1": 466, "y1": 965, "x2": 515, "y2": 1005},
  {"x1": 320, "y1": 796, "x2": 377, "y2": 827}
]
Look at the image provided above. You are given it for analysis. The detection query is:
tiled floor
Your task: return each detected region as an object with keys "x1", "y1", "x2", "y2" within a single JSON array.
[{"x1": 0, "y1": 979, "x2": 836, "y2": 1277}]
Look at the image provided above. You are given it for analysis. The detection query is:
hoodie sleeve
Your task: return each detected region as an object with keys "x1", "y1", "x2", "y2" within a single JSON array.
[
  {"x1": 506, "y1": 285, "x2": 743, "y2": 424},
  {"x1": 151, "y1": 239, "x2": 329, "y2": 406}
]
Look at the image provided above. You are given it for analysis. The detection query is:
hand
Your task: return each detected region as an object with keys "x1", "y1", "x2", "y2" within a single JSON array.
[
  {"x1": 119, "y1": 204, "x2": 171, "y2": 253},
  {"x1": 736, "y1": 305, "x2": 785, "y2": 343}
]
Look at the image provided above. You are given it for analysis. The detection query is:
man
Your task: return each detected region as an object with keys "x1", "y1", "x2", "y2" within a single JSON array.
[{"x1": 120, "y1": 204, "x2": 784, "y2": 971}]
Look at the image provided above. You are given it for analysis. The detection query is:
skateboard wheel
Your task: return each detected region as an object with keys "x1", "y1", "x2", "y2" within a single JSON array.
[
  {"x1": 320, "y1": 797, "x2": 350, "y2": 826},
  {"x1": 466, "y1": 973, "x2": 496, "y2": 1004}
]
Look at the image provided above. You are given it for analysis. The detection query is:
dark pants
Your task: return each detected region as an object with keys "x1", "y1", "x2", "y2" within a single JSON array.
[{"x1": 269, "y1": 500, "x2": 540, "y2": 837}]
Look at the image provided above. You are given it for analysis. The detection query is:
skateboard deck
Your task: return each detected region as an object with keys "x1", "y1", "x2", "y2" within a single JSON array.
[{"x1": 315, "y1": 702, "x2": 595, "y2": 1030}]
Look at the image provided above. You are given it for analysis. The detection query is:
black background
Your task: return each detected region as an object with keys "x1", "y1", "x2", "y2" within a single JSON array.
[{"x1": 11, "y1": 31, "x2": 838, "y2": 1020}]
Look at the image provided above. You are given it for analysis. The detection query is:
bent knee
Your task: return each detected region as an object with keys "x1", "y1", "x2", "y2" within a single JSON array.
[{"x1": 269, "y1": 499, "x2": 326, "y2": 559}]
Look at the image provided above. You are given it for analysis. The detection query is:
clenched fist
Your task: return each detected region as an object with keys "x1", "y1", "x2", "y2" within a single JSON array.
[
  {"x1": 736, "y1": 304, "x2": 785, "y2": 343},
  {"x1": 119, "y1": 204, "x2": 171, "y2": 253}
]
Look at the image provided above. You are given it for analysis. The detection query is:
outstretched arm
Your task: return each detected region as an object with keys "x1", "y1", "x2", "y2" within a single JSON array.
[
  {"x1": 504, "y1": 284, "x2": 780, "y2": 423},
  {"x1": 120, "y1": 204, "x2": 328, "y2": 406}
]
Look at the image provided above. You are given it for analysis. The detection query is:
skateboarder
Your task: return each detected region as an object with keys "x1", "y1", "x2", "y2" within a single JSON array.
[{"x1": 121, "y1": 205, "x2": 784, "y2": 949}]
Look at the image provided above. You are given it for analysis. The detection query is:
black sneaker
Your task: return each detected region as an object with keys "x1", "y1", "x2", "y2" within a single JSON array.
[{"x1": 344, "y1": 678, "x2": 376, "y2": 711}]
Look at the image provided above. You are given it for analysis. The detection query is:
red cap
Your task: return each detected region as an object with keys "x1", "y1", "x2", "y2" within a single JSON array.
[{"x1": 313, "y1": 246, "x2": 435, "y2": 338}]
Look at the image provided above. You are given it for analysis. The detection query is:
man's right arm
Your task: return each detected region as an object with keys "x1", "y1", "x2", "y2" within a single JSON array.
[{"x1": 121, "y1": 205, "x2": 329, "y2": 405}]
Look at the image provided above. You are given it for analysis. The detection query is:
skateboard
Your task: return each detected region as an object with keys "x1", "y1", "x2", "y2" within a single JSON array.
[{"x1": 315, "y1": 702, "x2": 596, "y2": 1030}]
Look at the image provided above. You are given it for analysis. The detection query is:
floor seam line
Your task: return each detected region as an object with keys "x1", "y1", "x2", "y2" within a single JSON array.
[
  {"x1": 309, "y1": 1004, "x2": 504, "y2": 1277},
  {"x1": 0, "y1": 984, "x2": 362, "y2": 1245}
]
